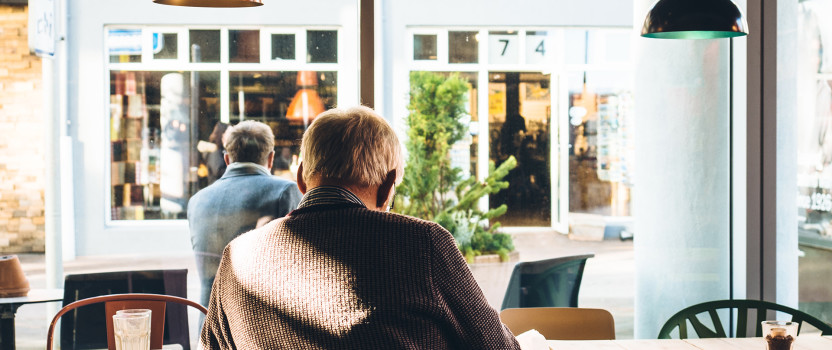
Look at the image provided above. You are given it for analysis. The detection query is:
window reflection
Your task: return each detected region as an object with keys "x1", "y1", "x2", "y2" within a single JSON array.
[
  {"x1": 567, "y1": 71, "x2": 633, "y2": 217},
  {"x1": 109, "y1": 71, "x2": 220, "y2": 220},
  {"x1": 489, "y1": 72, "x2": 551, "y2": 226}
]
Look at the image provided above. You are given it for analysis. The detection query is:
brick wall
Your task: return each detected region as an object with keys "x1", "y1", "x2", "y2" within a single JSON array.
[{"x1": 0, "y1": 5, "x2": 45, "y2": 253}]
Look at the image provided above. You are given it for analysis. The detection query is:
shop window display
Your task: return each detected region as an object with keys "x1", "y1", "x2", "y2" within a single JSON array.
[{"x1": 107, "y1": 26, "x2": 339, "y2": 221}]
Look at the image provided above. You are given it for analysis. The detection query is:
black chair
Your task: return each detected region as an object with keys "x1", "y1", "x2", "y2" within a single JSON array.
[
  {"x1": 658, "y1": 299, "x2": 832, "y2": 339},
  {"x1": 60, "y1": 269, "x2": 191, "y2": 349},
  {"x1": 500, "y1": 254, "x2": 594, "y2": 310}
]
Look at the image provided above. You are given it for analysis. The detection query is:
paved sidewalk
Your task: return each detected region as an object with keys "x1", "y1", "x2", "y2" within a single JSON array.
[{"x1": 13, "y1": 229, "x2": 634, "y2": 349}]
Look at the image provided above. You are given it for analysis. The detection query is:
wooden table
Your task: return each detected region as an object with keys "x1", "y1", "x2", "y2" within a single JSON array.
[
  {"x1": 0, "y1": 289, "x2": 63, "y2": 350},
  {"x1": 548, "y1": 335, "x2": 832, "y2": 349}
]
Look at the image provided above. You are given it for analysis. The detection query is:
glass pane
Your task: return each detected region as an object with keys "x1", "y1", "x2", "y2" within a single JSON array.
[
  {"x1": 413, "y1": 34, "x2": 437, "y2": 60},
  {"x1": 108, "y1": 29, "x2": 142, "y2": 63},
  {"x1": 488, "y1": 72, "x2": 550, "y2": 226},
  {"x1": 271, "y1": 34, "x2": 295, "y2": 60},
  {"x1": 229, "y1": 29, "x2": 260, "y2": 63},
  {"x1": 488, "y1": 31, "x2": 518, "y2": 64},
  {"x1": 797, "y1": 1, "x2": 832, "y2": 326},
  {"x1": 526, "y1": 31, "x2": 550, "y2": 65},
  {"x1": 153, "y1": 33, "x2": 178, "y2": 60},
  {"x1": 109, "y1": 70, "x2": 220, "y2": 220},
  {"x1": 229, "y1": 71, "x2": 338, "y2": 179},
  {"x1": 449, "y1": 31, "x2": 478, "y2": 64},
  {"x1": 567, "y1": 71, "x2": 633, "y2": 217},
  {"x1": 189, "y1": 29, "x2": 220, "y2": 63},
  {"x1": 565, "y1": 29, "x2": 589, "y2": 65},
  {"x1": 306, "y1": 30, "x2": 337, "y2": 63}
]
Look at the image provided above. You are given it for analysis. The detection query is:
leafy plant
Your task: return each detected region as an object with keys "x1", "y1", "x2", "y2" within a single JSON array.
[{"x1": 395, "y1": 71, "x2": 517, "y2": 262}]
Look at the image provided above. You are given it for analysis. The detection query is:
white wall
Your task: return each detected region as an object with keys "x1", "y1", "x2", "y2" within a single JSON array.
[{"x1": 67, "y1": 0, "x2": 360, "y2": 256}]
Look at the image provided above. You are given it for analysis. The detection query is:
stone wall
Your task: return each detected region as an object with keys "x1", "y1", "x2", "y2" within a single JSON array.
[{"x1": 0, "y1": 5, "x2": 45, "y2": 253}]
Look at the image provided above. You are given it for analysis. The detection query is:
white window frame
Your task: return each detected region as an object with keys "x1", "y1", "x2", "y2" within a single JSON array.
[
  {"x1": 104, "y1": 25, "x2": 343, "y2": 226},
  {"x1": 402, "y1": 26, "x2": 632, "y2": 233}
]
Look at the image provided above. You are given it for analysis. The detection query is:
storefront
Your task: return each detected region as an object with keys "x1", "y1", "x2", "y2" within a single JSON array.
[
  {"x1": 64, "y1": 0, "x2": 633, "y2": 256},
  {"x1": 384, "y1": 2, "x2": 634, "y2": 232},
  {"x1": 67, "y1": 0, "x2": 359, "y2": 255}
]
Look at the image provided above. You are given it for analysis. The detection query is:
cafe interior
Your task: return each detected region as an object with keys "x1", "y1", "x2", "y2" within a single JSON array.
[{"x1": 0, "y1": 0, "x2": 831, "y2": 348}]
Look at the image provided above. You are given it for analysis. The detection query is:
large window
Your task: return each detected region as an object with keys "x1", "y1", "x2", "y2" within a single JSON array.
[
  {"x1": 797, "y1": 2, "x2": 832, "y2": 325},
  {"x1": 107, "y1": 27, "x2": 340, "y2": 220},
  {"x1": 406, "y1": 28, "x2": 633, "y2": 231}
]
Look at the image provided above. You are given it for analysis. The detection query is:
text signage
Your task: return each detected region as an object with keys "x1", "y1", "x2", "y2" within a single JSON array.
[{"x1": 28, "y1": 0, "x2": 56, "y2": 57}]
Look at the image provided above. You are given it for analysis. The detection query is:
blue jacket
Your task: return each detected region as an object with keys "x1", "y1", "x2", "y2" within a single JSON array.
[{"x1": 187, "y1": 163, "x2": 302, "y2": 306}]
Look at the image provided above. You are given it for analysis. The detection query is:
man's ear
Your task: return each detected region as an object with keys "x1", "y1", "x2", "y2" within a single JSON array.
[
  {"x1": 376, "y1": 169, "x2": 397, "y2": 209},
  {"x1": 223, "y1": 153, "x2": 231, "y2": 166},
  {"x1": 266, "y1": 150, "x2": 275, "y2": 170},
  {"x1": 296, "y1": 162, "x2": 307, "y2": 194}
]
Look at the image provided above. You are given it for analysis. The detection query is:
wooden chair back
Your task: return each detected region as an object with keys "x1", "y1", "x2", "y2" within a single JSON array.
[
  {"x1": 500, "y1": 307, "x2": 616, "y2": 340},
  {"x1": 46, "y1": 293, "x2": 207, "y2": 350}
]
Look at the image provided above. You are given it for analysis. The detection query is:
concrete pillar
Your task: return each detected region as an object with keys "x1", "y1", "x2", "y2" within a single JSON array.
[{"x1": 632, "y1": 0, "x2": 732, "y2": 338}]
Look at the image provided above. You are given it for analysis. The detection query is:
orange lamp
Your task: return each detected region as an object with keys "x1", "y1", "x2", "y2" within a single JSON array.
[
  {"x1": 286, "y1": 71, "x2": 325, "y2": 128},
  {"x1": 152, "y1": 0, "x2": 263, "y2": 7}
]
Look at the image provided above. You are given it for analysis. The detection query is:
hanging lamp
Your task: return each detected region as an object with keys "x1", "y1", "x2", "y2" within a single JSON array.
[
  {"x1": 641, "y1": 0, "x2": 747, "y2": 39},
  {"x1": 286, "y1": 71, "x2": 326, "y2": 129},
  {"x1": 152, "y1": 0, "x2": 262, "y2": 7}
]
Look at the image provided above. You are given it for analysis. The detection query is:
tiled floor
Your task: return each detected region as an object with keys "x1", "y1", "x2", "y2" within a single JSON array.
[{"x1": 13, "y1": 229, "x2": 634, "y2": 349}]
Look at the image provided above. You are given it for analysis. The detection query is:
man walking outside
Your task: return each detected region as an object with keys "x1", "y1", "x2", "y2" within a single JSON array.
[{"x1": 188, "y1": 120, "x2": 302, "y2": 306}]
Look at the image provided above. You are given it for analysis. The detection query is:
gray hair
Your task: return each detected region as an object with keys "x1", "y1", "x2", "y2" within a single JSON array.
[
  {"x1": 224, "y1": 120, "x2": 274, "y2": 165},
  {"x1": 300, "y1": 106, "x2": 403, "y2": 187}
]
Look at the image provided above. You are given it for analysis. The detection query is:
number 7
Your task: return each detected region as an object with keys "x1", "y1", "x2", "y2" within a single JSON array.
[{"x1": 499, "y1": 39, "x2": 509, "y2": 56}]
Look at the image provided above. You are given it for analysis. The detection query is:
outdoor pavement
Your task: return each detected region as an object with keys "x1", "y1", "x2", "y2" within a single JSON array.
[{"x1": 12, "y1": 229, "x2": 634, "y2": 349}]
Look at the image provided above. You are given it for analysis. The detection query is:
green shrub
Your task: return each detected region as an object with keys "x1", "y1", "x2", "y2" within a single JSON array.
[{"x1": 395, "y1": 71, "x2": 517, "y2": 262}]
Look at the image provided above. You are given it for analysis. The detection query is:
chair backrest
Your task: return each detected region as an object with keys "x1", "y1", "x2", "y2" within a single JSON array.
[
  {"x1": 501, "y1": 254, "x2": 594, "y2": 310},
  {"x1": 500, "y1": 307, "x2": 616, "y2": 340},
  {"x1": 657, "y1": 299, "x2": 832, "y2": 339},
  {"x1": 61, "y1": 269, "x2": 189, "y2": 349},
  {"x1": 47, "y1": 293, "x2": 208, "y2": 350}
]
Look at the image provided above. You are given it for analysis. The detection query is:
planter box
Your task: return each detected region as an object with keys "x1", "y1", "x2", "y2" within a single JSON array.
[{"x1": 471, "y1": 250, "x2": 520, "y2": 264}]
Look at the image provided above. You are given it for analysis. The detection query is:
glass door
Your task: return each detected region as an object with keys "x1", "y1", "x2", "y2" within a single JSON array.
[{"x1": 487, "y1": 71, "x2": 553, "y2": 226}]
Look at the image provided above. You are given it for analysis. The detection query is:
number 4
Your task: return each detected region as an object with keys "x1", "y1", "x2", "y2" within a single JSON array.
[{"x1": 535, "y1": 40, "x2": 545, "y2": 56}]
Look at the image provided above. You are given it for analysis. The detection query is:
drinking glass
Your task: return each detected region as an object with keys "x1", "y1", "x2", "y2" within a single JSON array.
[
  {"x1": 113, "y1": 309, "x2": 151, "y2": 350},
  {"x1": 762, "y1": 321, "x2": 798, "y2": 350}
]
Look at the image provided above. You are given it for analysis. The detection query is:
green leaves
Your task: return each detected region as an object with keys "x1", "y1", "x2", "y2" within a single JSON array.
[{"x1": 396, "y1": 71, "x2": 518, "y2": 263}]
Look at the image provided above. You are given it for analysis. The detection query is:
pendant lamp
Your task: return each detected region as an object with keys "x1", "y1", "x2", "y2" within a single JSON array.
[
  {"x1": 152, "y1": 0, "x2": 262, "y2": 7},
  {"x1": 286, "y1": 71, "x2": 326, "y2": 129},
  {"x1": 641, "y1": 0, "x2": 747, "y2": 39}
]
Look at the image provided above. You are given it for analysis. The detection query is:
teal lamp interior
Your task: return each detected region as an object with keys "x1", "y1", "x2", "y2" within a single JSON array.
[{"x1": 642, "y1": 0, "x2": 748, "y2": 39}]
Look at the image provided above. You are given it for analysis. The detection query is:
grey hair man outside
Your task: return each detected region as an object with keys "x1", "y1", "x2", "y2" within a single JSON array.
[
  {"x1": 200, "y1": 106, "x2": 521, "y2": 349},
  {"x1": 187, "y1": 120, "x2": 302, "y2": 307}
]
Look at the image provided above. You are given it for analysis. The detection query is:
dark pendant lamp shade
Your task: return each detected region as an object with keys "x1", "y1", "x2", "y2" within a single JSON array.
[
  {"x1": 153, "y1": 0, "x2": 262, "y2": 7},
  {"x1": 642, "y1": 0, "x2": 748, "y2": 39}
]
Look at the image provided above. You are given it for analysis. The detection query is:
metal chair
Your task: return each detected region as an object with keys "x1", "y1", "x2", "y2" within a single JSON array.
[
  {"x1": 46, "y1": 293, "x2": 207, "y2": 350},
  {"x1": 501, "y1": 254, "x2": 594, "y2": 310},
  {"x1": 658, "y1": 299, "x2": 832, "y2": 339},
  {"x1": 60, "y1": 269, "x2": 189, "y2": 349},
  {"x1": 500, "y1": 307, "x2": 615, "y2": 340}
]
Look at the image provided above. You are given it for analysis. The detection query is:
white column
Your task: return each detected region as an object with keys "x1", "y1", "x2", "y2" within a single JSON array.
[{"x1": 632, "y1": 0, "x2": 732, "y2": 338}]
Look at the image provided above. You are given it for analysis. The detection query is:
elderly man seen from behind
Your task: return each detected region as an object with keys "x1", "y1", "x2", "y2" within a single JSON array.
[
  {"x1": 200, "y1": 106, "x2": 521, "y2": 349},
  {"x1": 188, "y1": 120, "x2": 302, "y2": 308}
]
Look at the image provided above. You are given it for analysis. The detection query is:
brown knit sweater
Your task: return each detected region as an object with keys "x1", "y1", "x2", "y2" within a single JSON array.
[{"x1": 200, "y1": 202, "x2": 521, "y2": 349}]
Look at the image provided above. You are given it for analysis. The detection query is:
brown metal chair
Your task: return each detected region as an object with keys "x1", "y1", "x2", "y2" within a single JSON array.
[
  {"x1": 500, "y1": 307, "x2": 616, "y2": 340},
  {"x1": 46, "y1": 293, "x2": 207, "y2": 350}
]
